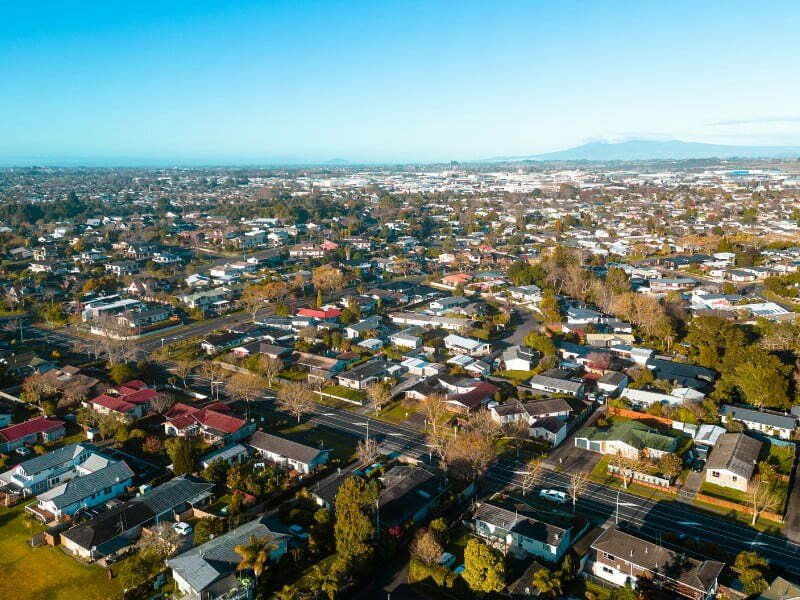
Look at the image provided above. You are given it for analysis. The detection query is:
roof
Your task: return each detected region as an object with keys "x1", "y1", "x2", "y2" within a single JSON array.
[
  {"x1": 38, "y1": 460, "x2": 134, "y2": 509},
  {"x1": 529, "y1": 374, "x2": 583, "y2": 393},
  {"x1": 8, "y1": 443, "x2": 92, "y2": 477},
  {"x1": 378, "y1": 466, "x2": 447, "y2": 526},
  {"x1": 0, "y1": 416, "x2": 66, "y2": 443},
  {"x1": 475, "y1": 500, "x2": 575, "y2": 546},
  {"x1": 167, "y1": 517, "x2": 289, "y2": 593},
  {"x1": 591, "y1": 527, "x2": 724, "y2": 594},
  {"x1": 719, "y1": 405, "x2": 797, "y2": 431},
  {"x1": 578, "y1": 420, "x2": 679, "y2": 453},
  {"x1": 90, "y1": 394, "x2": 136, "y2": 414},
  {"x1": 447, "y1": 380, "x2": 498, "y2": 410},
  {"x1": 165, "y1": 403, "x2": 246, "y2": 435},
  {"x1": 706, "y1": 433, "x2": 762, "y2": 479},
  {"x1": 338, "y1": 360, "x2": 389, "y2": 382},
  {"x1": 247, "y1": 431, "x2": 326, "y2": 465}
]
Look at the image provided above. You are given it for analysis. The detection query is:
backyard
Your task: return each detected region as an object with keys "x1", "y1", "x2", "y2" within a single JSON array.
[{"x1": 0, "y1": 505, "x2": 123, "y2": 600}]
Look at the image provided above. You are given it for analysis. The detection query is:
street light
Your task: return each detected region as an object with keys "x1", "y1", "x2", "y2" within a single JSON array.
[
  {"x1": 615, "y1": 489, "x2": 638, "y2": 525},
  {"x1": 211, "y1": 380, "x2": 223, "y2": 401},
  {"x1": 353, "y1": 419, "x2": 370, "y2": 439}
]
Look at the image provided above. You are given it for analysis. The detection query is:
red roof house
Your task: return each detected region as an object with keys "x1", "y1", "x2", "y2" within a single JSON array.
[
  {"x1": 297, "y1": 307, "x2": 342, "y2": 321},
  {"x1": 0, "y1": 416, "x2": 66, "y2": 452},
  {"x1": 163, "y1": 403, "x2": 252, "y2": 444}
]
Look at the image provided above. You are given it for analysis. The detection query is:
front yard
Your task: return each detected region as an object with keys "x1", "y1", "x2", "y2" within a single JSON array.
[{"x1": 0, "y1": 505, "x2": 123, "y2": 600}]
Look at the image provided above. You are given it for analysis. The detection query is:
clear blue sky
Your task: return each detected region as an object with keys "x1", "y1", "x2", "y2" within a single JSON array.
[{"x1": 2, "y1": 1, "x2": 799, "y2": 165}]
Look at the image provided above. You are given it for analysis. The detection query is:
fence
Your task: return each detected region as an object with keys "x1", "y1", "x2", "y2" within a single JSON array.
[
  {"x1": 607, "y1": 464, "x2": 673, "y2": 488},
  {"x1": 607, "y1": 406, "x2": 674, "y2": 427},
  {"x1": 694, "y1": 492, "x2": 783, "y2": 523}
]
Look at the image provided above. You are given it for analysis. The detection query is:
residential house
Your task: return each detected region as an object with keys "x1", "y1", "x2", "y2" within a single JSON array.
[
  {"x1": 200, "y1": 332, "x2": 248, "y2": 355},
  {"x1": 378, "y1": 465, "x2": 448, "y2": 528},
  {"x1": 473, "y1": 499, "x2": 585, "y2": 562},
  {"x1": 443, "y1": 334, "x2": 492, "y2": 357},
  {"x1": 574, "y1": 421, "x2": 679, "y2": 460},
  {"x1": 163, "y1": 403, "x2": 254, "y2": 445},
  {"x1": 168, "y1": 517, "x2": 289, "y2": 600},
  {"x1": 199, "y1": 444, "x2": 250, "y2": 470},
  {"x1": 344, "y1": 315, "x2": 383, "y2": 340},
  {"x1": 32, "y1": 458, "x2": 134, "y2": 521},
  {"x1": 502, "y1": 346, "x2": 538, "y2": 371},
  {"x1": 390, "y1": 327, "x2": 424, "y2": 349},
  {"x1": 528, "y1": 370, "x2": 585, "y2": 399},
  {"x1": 336, "y1": 360, "x2": 392, "y2": 391},
  {"x1": 0, "y1": 443, "x2": 96, "y2": 497},
  {"x1": 705, "y1": 433, "x2": 762, "y2": 492},
  {"x1": 590, "y1": 527, "x2": 723, "y2": 600},
  {"x1": 719, "y1": 405, "x2": 796, "y2": 441},
  {"x1": 0, "y1": 416, "x2": 66, "y2": 453},
  {"x1": 389, "y1": 312, "x2": 473, "y2": 331},
  {"x1": 61, "y1": 476, "x2": 214, "y2": 560},
  {"x1": 596, "y1": 371, "x2": 629, "y2": 396},
  {"x1": 508, "y1": 285, "x2": 542, "y2": 304},
  {"x1": 247, "y1": 431, "x2": 330, "y2": 474}
]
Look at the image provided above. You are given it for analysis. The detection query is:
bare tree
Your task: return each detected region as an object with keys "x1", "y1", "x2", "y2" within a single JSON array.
[
  {"x1": 312, "y1": 265, "x2": 345, "y2": 296},
  {"x1": 226, "y1": 372, "x2": 265, "y2": 420},
  {"x1": 254, "y1": 355, "x2": 282, "y2": 388},
  {"x1": 240, "y1": 284, "x2": 266, "y2": 322},
  {"x1": 277, "y1": 381, "x2": 314, "y2": 423},
  {"x1": 357, "y1": 437, "x2": 381, "y2": 465},
  {"x1": 466, "y1": 409, "x2": 503, "y2": 442},
  {"x1": 421, "y1": 393, "x2": 448, "y2": 437},
  {"x1": 444, "y1": 429, "x2": 496, "y2": 482},
  {"x1": 365, "y1": 382, "x2": 391, "y2": 415},
  {"x1": 201, "y1": 361, "x2": 227, "y2": 400},
  {"x1": 749, "y1": 464, "x2": 779, "y2": 526},
  {"x1": 150, "y1": 391, "x2": 176, "y2": 415},
  {"x1": 501, "y1": 419, "x2": 529, "y2": 458},
  {"x1": 172, "y1": 358, "x2": 194, "y2": 389},
  {"x1": 95, "y1": 314, "x2": 139, "y2": 365},
  {"x1": 567, "y1": 470, "x2": 590, "y2": 512},
  {"x1": 520, "y1": 457, "x2": 544, "y2": 496}
]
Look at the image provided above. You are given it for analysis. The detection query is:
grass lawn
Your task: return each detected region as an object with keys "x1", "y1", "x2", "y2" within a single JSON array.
[
  {"x1": 319, "y1": 385, "x2": 366, "y2": 404},
  {"x1": 279, "y1": 422, "x2": 358, "y2": 461},
  {"x1": 377, "y1": 402, "x2": 417, "y2": 425},
  {"x1": 701, "y1": 481, "x2": 748, "y2": 504},
  {"x1": 764, "y1": 442, "x2": 796, "y2": 475},
  {"x1": 493, "y1": 369, "x2": 536, "y2": 383},
  {"x1": 0, "y1": 505, "x2": 123, "y2": 600}
]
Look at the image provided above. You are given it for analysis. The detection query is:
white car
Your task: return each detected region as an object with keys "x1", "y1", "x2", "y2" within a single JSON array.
[
  {"x1": 15, "y1": 447, "x2": 32, "y2": 457},
  {"x1": 539, "y1": 489, "x2": 568, "y2": 504},
  {"x1": 173, "y1": 521, "x2": 193, "y2": 536}
]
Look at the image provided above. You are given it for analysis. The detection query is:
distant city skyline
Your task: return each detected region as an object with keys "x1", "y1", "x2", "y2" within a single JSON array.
[{"x1": 2, "y1": 1, "x2": 800, "y2": 165}]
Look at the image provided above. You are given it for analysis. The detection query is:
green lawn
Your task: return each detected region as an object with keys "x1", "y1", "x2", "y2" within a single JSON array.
[
  {"x1": 701, "y1": 481, "x2": 748, "y2": 504},
  {"x1": 493, "y1": 369, "x2": 536, "y2": 383},
  {"x1": 279, "y1": 422, "x2": 358, "y2": 461},
  {"x1": 319, "y1": 385, "x2": 366, "y2": 404},
  {"x1": 764, "y1": 443, "x2": 796, "y2": 475},
  {"x1": 0, "y1": 505, "x2": 123, "y2": 600},
  {"x1": 377, "y1": 402, "x2": 417, "y2": 425}
]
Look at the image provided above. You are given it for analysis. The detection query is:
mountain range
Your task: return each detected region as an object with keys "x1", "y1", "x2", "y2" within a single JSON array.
[{"x1": 492, "y1": 140, "x2": 800, "y2": 162}]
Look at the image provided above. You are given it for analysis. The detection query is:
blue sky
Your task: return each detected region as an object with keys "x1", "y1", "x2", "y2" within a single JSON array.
[{"x1": 1, "y1": 1, "x2": 799, "y2": 165}]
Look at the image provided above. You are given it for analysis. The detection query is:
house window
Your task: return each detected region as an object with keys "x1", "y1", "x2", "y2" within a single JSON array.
[
  {"x1": 604, "y1": 553, "x2": 616, "y2": 561},
  {"x1": 602, "y1": 566, "x2": 614, "y2": 574},
  {"x1": 732, "y1": 475, "x2": 737, "y2": 481},
  {"x1": 711, "y1": 471, "x2": 720, "y2": 478}
]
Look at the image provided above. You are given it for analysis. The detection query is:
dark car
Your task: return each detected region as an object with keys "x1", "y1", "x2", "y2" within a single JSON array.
[{"x1": 691, "y1": 459, "x2": 705, "y2": 472}]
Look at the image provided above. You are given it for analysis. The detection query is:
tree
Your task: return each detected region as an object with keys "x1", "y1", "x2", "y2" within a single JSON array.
[
  {"x1": 240, "y1": 284, "x2": 266, "y2": 322},
  {"x1": 421, "y1": 393, "x2": 448, "y2": 438},
  {"x1": 444, "y1": 428, "x2": 496, "y2": 482},
  {"x1": 166, "y1": 437, "x2": 196, "y2": 475},
  {"x1": 538, "y1": 289, "x2": 561, "y2": 322},
  {"x1": 277, "y1": 381, "x2": 314, "y2": 423},
  {"x1": 657, "y1": 453, "x2": 682, "y2": 479},
  {"x1": 585, "y1": 351, "x2": 611, "y2": 372},
  {"x1": 150, "y1": 391, "x2": 175, "y2": 415},
  {"x1": 502, "y1": 419, "x2": 529, "y2": 458},
  {"x1": 357, "y1": 437, "x2": 380, "y2": 465},
  {"x1": 226, "y1": 372, "x2": 264, "y2": 420},
  {"x1": 409, "y1": 528, "x2": 444, "y2": 565},
  {"x1": 142, "y1": 435, "x2": 163, "y2": 455},
  {"x1": 462, "y1": 538, "x2": 505, "y2": 593},
  {"x1": 735, "y1": 551, "x2": 769, "y2": 596},
  {"x1": 254, "y1": 355, "x2": 282, "y2": 387},
  {"x1": 365, "y1": 382, "x2": 391, "y2": 414},
  {"x1": 234, "y1": 535, "x2": 275, "y2": 581},
  {"x1": 748, "y1": 463, "x2": 779, "y2": 526},
  {"x1": 718, "y1": 348, "x2": 791, "y2": 410},
  {"x1": 172, "y1": 358, "x2": 193, "y2": 389},
  {"x1": 567, "y1": 470, "x2": 589, "y2": 512},
  {"x1": 109, "y1": 362, "x2": 136, "y2": 384},
  {"x1": 274, "y1": 585, "x2": 298, "y2": 600},
  {"x1": 532, "y1": 567, "x2": 562, "y2": 599},
  {"x1": 334, "y1": 476, "x2": 380, "y2": 571},
  {"x1": 521, "y1": 457, "x2": 544, "y2": 496},
  {"x1": 524, "y1": 330, "x2": 556, "y2": 356},
  {"x1": 312, "y1": 265, "x2": 345, "y2": 296}
]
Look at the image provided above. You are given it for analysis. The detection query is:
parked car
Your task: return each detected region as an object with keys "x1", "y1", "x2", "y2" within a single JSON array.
[
  {"x1": 15, "y1": 446, "x2": 32, "y2": 457},
  {"x1": 539, "y1": 489, "x2": 568, "y2": 504},
  {"x1": 691, "y1": 459, "x2": 706, "y2": 472},
  {"x1": 173, "y1": 521, "x2": 193, "y2": 536}
]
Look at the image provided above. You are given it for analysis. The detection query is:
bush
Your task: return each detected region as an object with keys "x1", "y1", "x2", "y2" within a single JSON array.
[{"x1": 408, "y1": 558, "x2": 457, "y2": 588}]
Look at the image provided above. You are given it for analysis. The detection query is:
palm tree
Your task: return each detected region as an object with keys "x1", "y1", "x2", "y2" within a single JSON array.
[
  {"x1": 532, "y1": 568, "x2": 562, "y2": 599},
  {"x1": 234, "y1": 535, "x2": 275, "y2": 581},
  {"x1": 309, "y1": 562, "x2": 343, "y2": 600}
]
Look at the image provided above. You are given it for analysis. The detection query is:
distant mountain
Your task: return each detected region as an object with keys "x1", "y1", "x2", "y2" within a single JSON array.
[{"x1": 497, "y1": 140, "x2": 800, "y2": 162}]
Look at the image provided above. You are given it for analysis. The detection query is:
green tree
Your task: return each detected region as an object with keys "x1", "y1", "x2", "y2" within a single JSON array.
[
  {"x1": 109, "y1": 362, "x2": 136, "y2": 384},
  {"x1": 539, "y1": 289, "x2": 561, "y2": 322},
  {"x1": 234, "y1": 535, "x2": 275, "y2": 582},
  {"x1": 334, "y1": 476, "x2": 380, "y2": 571},
  {"x1": 462, "y1": 538, "x2": 505, "y2": 593},
  {"x1": 532, "y1": 567, "x2": 562, "y2": 598},
  {"x1": 194, "y1": 517, "x2": 225, "y2": 545},
  {"x1": 165, "y1": 437, "x2": 196, "y2": 475},
  {"x1": 716, "y1": 347, "x2": 791, "y2": 409},
  {"x1": 523, "y1": 330, "x2": 556, "y2": 356}
]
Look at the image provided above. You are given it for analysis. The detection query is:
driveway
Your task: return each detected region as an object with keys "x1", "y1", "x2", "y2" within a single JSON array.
[{"x1": 679, "y1": 469, "x2": 705, "y2": 500}]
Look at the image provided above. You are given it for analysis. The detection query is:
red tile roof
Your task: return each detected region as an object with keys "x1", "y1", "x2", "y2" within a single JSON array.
[
  {"x1": 448, "y1": 381, "x2": 498, "y2": 410},
  {"x1": 0, "y1": 416, "x2": 66, "y2": 443},
  {"x1": 165, "y1": 403, "x2": 246, "y2": 434},
  {"x1": 297, "y1": 307, "x2": 342, "y2": 319},
  {"x1": 120, "y1": 380, "x2": 148, "y2": 390},
  {"x1": 91, "y1": 394, "x2": 137, "y2": 414}
]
